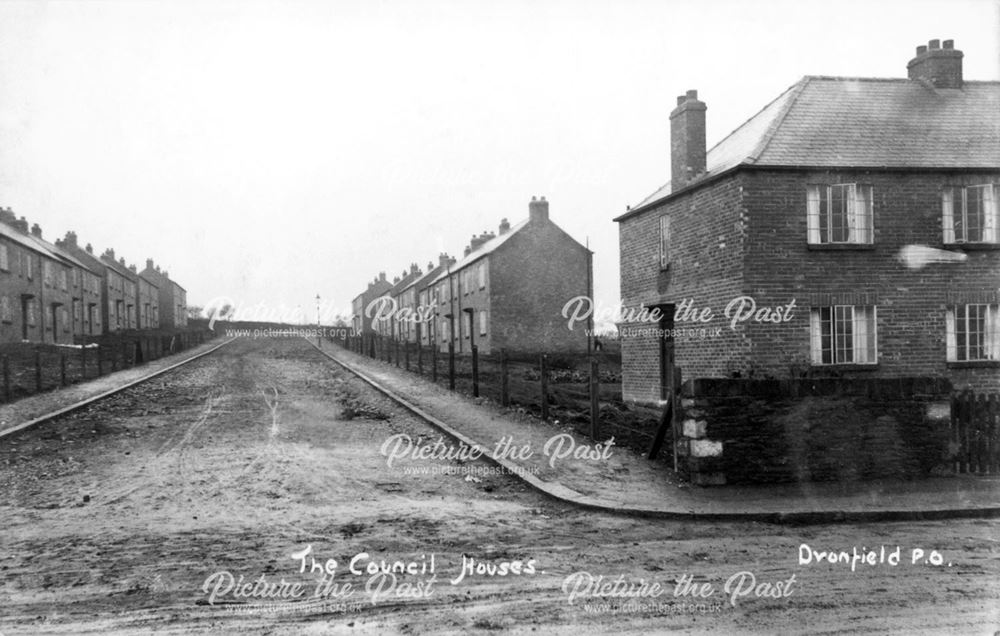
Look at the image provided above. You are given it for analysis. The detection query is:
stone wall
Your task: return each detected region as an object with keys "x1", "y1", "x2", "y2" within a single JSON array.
[{"x1": 677, "y1": 377, "x2": 953, "y2": 485}]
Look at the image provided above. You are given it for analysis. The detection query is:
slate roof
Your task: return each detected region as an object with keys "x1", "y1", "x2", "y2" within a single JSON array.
[
  {"x1": 429, "y1": 219, "x2": 530, "y2": 286},
  {"x1": 0, "y1": 225, "x2": 98, "y2": 274},
  {"x1": 622, "y1": 76, "x2": 1000, "y2": 219}
]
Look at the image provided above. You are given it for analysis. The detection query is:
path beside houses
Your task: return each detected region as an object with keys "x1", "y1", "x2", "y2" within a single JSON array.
[
  {"x1": 315, "y1": 341, "x2": 1000, "y2": 521},
  {"x1": 0, "y1": 337, "x2": 229, "y2": 439}
]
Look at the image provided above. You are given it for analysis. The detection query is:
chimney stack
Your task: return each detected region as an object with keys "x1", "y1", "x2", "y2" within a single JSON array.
[
  {"x1": 14, "y1": 217, "x2": 29, "y2": 233},
  {"x1": 410, "y1": 263, "x2": 419, "y2": 275},
  {"x1": 908, "y1": 38, "x2": 963, "y2": 88},
  {"x1": 86, "y1": 243, "x2": 94, "y2": 254},
  {"x1": 528, "y1": 196, "x2": 549, "y2": 223},
  {"x1": 30, "y1": 223, "x2": 42, "y2": 238},
  {"x1": 62, "y1": 231, "x2": 78, "y2": 247},
  {"x1": 670, "y1": 89, "x2": 707, "y2": 187},
  {"x1": 499, "y1": 218, "x2": 511, "y2": 234},
  {"x1": 439, "y1": 252, "x2": 451, "y2": 267},
  {"x1": 146, "y1": 258, "x2": 154, "y2": 270},
  {"x1": 379, "y1": 271, "x2": 386, "y2": 282}
]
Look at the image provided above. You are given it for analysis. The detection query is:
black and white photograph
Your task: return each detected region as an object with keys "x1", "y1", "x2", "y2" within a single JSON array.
[{"x1": 0, "y1": 0, "x2": 998, "y2": 634}]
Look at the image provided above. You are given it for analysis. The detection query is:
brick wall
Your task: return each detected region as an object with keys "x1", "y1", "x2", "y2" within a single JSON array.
[
  {"x1": 490, "y1": 217, "x2": 590, "y2": 354},
  {"x1": 618, "y1": 168, "x2": 1000, "y2": 403},
  {"x1": 618, "y1": 174, "x2": 748, "y2": 403},
  {"x1": 678, "y1": 377, "x2": 953, "y2": 485},
  {"x1": 740, "y1": 169, "x2": 1000, "y2": 391}
]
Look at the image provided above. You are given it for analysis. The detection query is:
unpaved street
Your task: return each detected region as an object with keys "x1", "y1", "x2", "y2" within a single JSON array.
[{"x1": 1, "y1": 337, "x2": 997, "y2": 635}]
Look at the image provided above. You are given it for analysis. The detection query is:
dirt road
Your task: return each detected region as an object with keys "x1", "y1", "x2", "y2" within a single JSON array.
[{"x1": 0, "y1": 337, "x2": 997, "y2": 634}]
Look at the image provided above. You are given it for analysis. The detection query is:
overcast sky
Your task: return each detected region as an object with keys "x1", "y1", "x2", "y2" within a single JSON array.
[{"x1": 0, "y1": 0, "x2": 997, "y2": 323}]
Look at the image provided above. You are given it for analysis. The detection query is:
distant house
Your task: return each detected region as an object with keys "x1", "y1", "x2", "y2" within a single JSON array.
[
  {"x1": 351, "y1": 272, "x2": 392, "y2": 337},
  {"x1": 0, "y1": 214, "x2": 102, "y2": 343},
  {"x1": 412, "y1": 254, "x2": 455, "y2": 346},
  {"x1": 374, "y1": 265, "x2": 423, "y2": 339},
  {"x1": 140, "y1": 260, "x2": 187, "y2": 329},
  {"x1": 615, "y1": 39, "x2": 1000, "y2": 403},
  {"x1": 100, "y1": 250, "x2": 139, "y2": 331},
  {"x1": 428, "y1": 197, "x2": 590, "y2": 355}
]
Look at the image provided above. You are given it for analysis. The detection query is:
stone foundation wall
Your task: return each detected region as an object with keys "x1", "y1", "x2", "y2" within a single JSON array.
[{"x1": 676, "y1": 377, "x2": 953, "y2": 485}]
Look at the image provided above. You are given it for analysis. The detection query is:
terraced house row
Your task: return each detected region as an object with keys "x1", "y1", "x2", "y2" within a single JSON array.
[
  {"x1": 353, "y1": 197, "x2": 591, "y2": 354},
  {"x1": 0, "y1": 208, "x2": 187, "y2": 345}
]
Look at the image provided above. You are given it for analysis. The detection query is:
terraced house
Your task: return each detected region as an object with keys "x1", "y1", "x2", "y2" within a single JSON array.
[
  {"x1": 428, "y1": 197, "x2": 590, "y2": 355},
  {"x1": 141, "y1": 259, "x2": 187, "y2": 329},
  {"x1": 0, "y1": 213, "x2": 102, "y2": 344},
  {"x1": 616, "y1": 39, "x2": 1000, "y2": 404}
]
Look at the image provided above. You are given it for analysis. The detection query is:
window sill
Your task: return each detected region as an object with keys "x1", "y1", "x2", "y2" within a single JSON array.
[
  {"x1": 943, "y1": 243, "x2": 1000, "y2": 251},
  {"x1": 806, "y1": 243, "x2": 876, "y2": 251},
  {"x1": 947, "y1": 360, "x2": 1000, "y2": 369},
  {"x1": 809, "y1": 363, "x2": 880, "y2": 371}
]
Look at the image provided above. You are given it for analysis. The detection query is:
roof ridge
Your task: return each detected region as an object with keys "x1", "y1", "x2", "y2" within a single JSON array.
[
  {"x1": 749, "y1": 77, "x2": 811, "y2": 164},
  {"x1": 704, "y1": 78, "x2": 804, "y2": 160}
]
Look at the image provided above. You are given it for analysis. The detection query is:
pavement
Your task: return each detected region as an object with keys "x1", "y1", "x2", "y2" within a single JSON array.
[
  {"x1": 312, "y1": 340, "x2": 1000, "y2": 523},
  {"x1": 0, "y1": 337, "x2": 233, "y2": 440}
]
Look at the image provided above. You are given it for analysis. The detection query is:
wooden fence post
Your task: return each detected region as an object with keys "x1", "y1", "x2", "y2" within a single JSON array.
[
  {"x1": 404, "y1": 341, "x2": 410, "y2": 371},
  {"x1": 589, "y1": 355, "x2": 600, "y2": 440},
  {"x1": 448, "y1": 342, "x2": 455, "y2": 390},
  {"x1": 432, "y1": 344, "x2": 438, "y2": 382},
  {"x1": 540, "y1": 353, "x2": 549, "y2": 421},
  {"x1": 395, "y1": 340, "x2": 400, "y2": 367},
  {"x1": 60, "y1": 354, "x2": 67, "y2": 387},
  {"x1": 97, "y1": 344, "x2": 104, "y2": 376},
  {"x1": 35, "y1": 348, "x2": 42, "y2": 393},
  {"x1": 417, "y1": 342, "x2": 423, "y2": 375},
  {"x1": 3, "y1": 355, "x2": 10, "y2": 402},
  {"x1": 500, "y1": 349, "x2": 509, "y2": 407},
  {"x1": 471, "y1": 345, "x2": 479, "y2": 398}
]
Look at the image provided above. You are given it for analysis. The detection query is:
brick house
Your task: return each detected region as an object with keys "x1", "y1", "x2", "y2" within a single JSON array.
[
  {"x1": 428, "y1": 197, "x2": 590, "y2": 355},
  {"x1": 136, "y1": 273, "x2": 159, "y2": 329},
  {"x1": 140, "y1": 259, "x2": 187, "y2": 329},
  {"x1": 374, "y1": 265, "x2": 423, "y2": 339},
  {"x1": 414, "y1": 254, "x2": 455, "y2": 346},
  {"x1": 0, "y1": 214, "x2": 102, "y2": 343},
  {"x1": 100, "y1": 250, "x2": 139, "y2": 331},
  {"x1": 616, "y1": 39, "x2": 1000, "y2": 404},
  {"x1": 351, "y1": 272, "x2": 391, "y2": 337}
]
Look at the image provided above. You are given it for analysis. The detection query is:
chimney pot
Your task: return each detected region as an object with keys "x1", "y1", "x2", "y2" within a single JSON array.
[
  {"x1": 686, "y1": 89, "x2": 698, "y2": 100},
  {"x1": 908, "y1": 38, "x2": 963, "y2": 88},
  {"x1": 528, "y1": 196, "x2": 550, "y2": 223},
  {"x1": 30, "y1": 223, "x2": 42, "y2": 238},
  {"x1": 86, "y1": 243, "x2": 93, "y2": 254},
  {"x1": 676, "y1": 95, "x2": 685, "y2": 105}
]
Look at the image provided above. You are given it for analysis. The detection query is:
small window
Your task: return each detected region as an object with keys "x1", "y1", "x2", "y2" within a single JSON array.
[
  {"x1": 807, "y1": 184, "x2": 874, "y2": 244},
  {"x1": 479, "y1": 310, "x2": 487, "y2": 335},
  {"x1": 0, "y1": 296, "x2": 11, "y2": 323},
  {"x1": 943, "y1": 184, "x2": 998, "y2": 244},
  {"x1": 947, "y1": 304, "x2": 1000, "y2": 362},
  {"x1": 478, "y1": 262, "x2": 486, "y2": 289},
  {"x1": 60, "y1": 269, "x2": 67, "y2": 291},
  {"x1": 25, "y1": 253, "x2": 33, "y2": 280},
  {"x1": 0, "y1": 244, "x2": 8, "y2": 272},
  {"x1": 27, "y1": 300, "x2": 36, "y2": 326},
  {"x1": 659, "y1": 215, "x2": 671, "y2": 269},
  {"x1": 809, "y1": 305, "x2": 877, "y2": 365},
  {"x1": 61, "y1": 308, "x2": 69, "y2": 332}
]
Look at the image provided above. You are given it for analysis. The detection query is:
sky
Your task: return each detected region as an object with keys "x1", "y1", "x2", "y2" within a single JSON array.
[{"x1": 0, "y1": 0, "x2": 997, "y2": 324}]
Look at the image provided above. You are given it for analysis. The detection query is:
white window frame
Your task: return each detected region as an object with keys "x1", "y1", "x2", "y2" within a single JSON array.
[
  {"x1": 0, "y1": 243, "x2": 8, "y2": 272},
  {"x1": 479, "y1": 310, "x2": 487, "y2": 335},
  {"x1": 807, "y1": 184, "x2": 874, "y2": 245},
  {"x1": 0, "y1": 296, "x2": 10, "y2": 323},
  {"x1": 809, "y1": 305, "x2": 878, "y2": 365},
  {"x1": 942, "y1": 184, "x2": 998, "y2": 244},
  {"x1": 478, "y1": 262, "x2": 486, "y2": 289},
  {"x1": 659, "y1": 215, "x2": 670, "y2": 269},
  {"x1": 946, "y1": 304, "x2": 1000, "y2": 362}
]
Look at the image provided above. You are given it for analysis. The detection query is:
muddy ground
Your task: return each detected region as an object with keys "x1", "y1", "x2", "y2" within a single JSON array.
[{"x1": 0, "y1": 337, "x2": 997, "y2": 635}]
